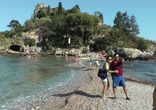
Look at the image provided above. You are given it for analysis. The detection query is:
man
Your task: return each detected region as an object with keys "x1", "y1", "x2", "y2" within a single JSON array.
[
  {"x1": 153, "y1": 86, "x2": 156, "y2": 110},
  {"x1": 110, "y1": 54, "x2": 130, "y2": 100}
]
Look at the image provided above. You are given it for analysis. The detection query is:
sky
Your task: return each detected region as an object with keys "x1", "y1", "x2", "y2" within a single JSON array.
[{"x1": 0, "y1": 0, "x2": 156, "y2": 41}]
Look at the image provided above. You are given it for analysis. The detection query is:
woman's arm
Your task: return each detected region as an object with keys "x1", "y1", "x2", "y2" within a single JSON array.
[
  {"x1": 105, "y1": 62, "x2": 117, "y2": 74},
  {"x1": 108, "y1": 70, "x2": 118, "y2": 74}
]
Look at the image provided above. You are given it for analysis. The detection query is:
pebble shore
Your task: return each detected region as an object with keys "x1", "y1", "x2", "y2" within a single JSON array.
[{"x1": 13, "y1": 63, "x2": 154, "y2": 110}]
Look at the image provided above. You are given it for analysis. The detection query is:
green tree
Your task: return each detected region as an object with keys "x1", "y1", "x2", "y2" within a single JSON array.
[
  {"x1": 58, "y1": 2, "x2": 63, "y2": 15},
  {"x1": 95, "y1": 11, "x2": 104, "y2": 23},
  {"x1": 46, "y1": 5, "x2": 51, "y2": 16},
  {"x1": 129, "y1": 15, "x2": 139, "y2": 36},
  {"x1": 36, "y1": 9, "x2": 46, "y2": 19},
  {"x1": 67, "y1": 5, "x2": 80, "y2": 13},
  {"x1": 23, "y1": 17, "x2": 52, "y2": 31},
  {"x1": 24, "y1": 38, "x2": 36, "y2": 47},
  {"x1": 66, "y1": 13, "x2": 100, "y2": 46},
  {"x1": 7, "y1": 20, "x2": 22, "y2": 37},
  {"x1": 1, "y1": 2, "x2": 152, "y2": 53},
  {"x1": 135, "y1": 37, "x2": 150, "y2": 50},
  {"x1": 2, "y1": 31, "x2": 15, "y2": 38},
  {"x1": 75, "y1": 5, "x2": 80, "y2": 12},
  {"x1": 113, "y1": 12, "x2": 129, "y2": 34},
  {"x1": 23, "y1": 19, "x2": 36, "y2": 31},
  {"x1": 8, "y1": 20, "x2": 21, "y2": 32},
  {"x1": 40, "y1": 27, "x2": 57, "y2": 51},
  {"x1": 113, "y1": 11, "x2": 139, "y2": 36}
]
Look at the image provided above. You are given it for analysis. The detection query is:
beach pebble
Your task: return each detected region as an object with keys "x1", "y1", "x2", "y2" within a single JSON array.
[
  {"x1": 36, "y1": 106, "x2": 39, "y2": 109},
  {"x1": 12, "y1": 65, "x2": 154, "y2": 110}
]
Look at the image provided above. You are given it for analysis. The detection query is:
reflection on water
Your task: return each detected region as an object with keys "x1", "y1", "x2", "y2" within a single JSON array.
[{"x1": 0, "y1": 55, "x2": 76, "y2": 108}]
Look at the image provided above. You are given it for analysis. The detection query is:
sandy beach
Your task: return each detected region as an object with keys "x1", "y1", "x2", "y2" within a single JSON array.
[{"x1": 13, "y1": 63, "x2": 155, "y2": 110}]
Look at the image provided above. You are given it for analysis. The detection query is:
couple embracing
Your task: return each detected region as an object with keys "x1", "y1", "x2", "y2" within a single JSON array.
[{"x1": 98, "y1": 54, "x2": 130, "y2": 100}]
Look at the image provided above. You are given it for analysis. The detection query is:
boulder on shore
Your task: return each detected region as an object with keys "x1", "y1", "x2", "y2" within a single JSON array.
[
  {"x1": 55, "y1": 48, "x2": 81, "y2": 56},
  {"x1": 115, "y1": 48, "x2": 154, "y2": 60}
]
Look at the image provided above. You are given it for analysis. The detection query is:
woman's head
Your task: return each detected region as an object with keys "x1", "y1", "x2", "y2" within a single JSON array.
[{"x1": 106, "y1": 56, "x2": 113, "y2": 63}]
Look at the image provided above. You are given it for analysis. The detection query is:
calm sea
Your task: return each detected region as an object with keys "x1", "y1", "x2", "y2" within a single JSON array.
[
  {"x1": 90, "y1": 59, "x2": 156, "y2": 84},
  {"x1": 124, "y1": 60, "x2": 156, "y2": 84},
  {"x1": 0, "y1": 55, "x2": 77, "y2": 109},
  {"x1": 0, "y1": 55, "x2": 155, "y2": 109}
]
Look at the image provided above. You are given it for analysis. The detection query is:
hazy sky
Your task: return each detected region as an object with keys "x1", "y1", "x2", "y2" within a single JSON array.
[{"x1": 0, "y1": 0, "x2": 155, "y2": 41}]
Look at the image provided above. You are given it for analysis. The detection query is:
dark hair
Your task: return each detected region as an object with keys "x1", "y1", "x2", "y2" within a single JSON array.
[
  {"x1": 106, "y1": 56, "x2": 112, "y2": 61},
  {"x1": 114, "y1": 54, "x2": 119, "y2": 57}
]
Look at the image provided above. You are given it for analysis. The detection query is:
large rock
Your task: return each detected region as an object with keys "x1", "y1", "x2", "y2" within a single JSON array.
[
  {"x1": 153, "y1": 51, "x2": 156, "y2": 57},
  {"x1": 55, "y1": 48, "x2": 63, "y2": 55},
  {"x1": 146, "y1": 44, "x2": 156, "y2": 55},
  {"x1": 116, "y1": 48, "x2": 142, "y2": 59},
  {"x1": 139, "y1": 51, "x2": 154, "y2": 59},
  {"x1": 55, "y1": 48, "x2": 81, "y2": 56},
  {"x1": 116, "y1": 48, "x2": 153, "y2": 60}
]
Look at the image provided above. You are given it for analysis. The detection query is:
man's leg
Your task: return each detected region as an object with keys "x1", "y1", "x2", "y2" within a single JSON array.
[
  {"x1": 120, "y1": 76, "x2": 130, "y2": 100},
  {"x1": 112, "y1": 76, "x2": 118, "y2": 98},
  {"x1": 123, "y1": 86, "x2": 130, "y2": 100}
]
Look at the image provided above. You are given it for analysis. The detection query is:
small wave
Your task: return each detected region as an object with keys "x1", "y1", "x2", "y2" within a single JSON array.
[{"x1": 144, "y1": 73, "x2": 156, "y2": 77}]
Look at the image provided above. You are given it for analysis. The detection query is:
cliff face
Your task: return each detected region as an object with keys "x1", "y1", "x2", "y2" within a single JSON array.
[
  {"x1": 22, "y1": 31, "x2": 39, "y2": 43},
  {"x1": 0, "y1": 35, "x2": 22, "y2": 50},
  {"x1": 0, "y1": 31, "x2": 42, "y2": 54},
  {"x1": 21, "y1": 32, "x2": 42, "y2": 53}
]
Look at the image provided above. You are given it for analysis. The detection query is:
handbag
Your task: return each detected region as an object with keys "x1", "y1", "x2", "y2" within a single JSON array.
[{"x1": 98, "y1": 69, "x2": 107, "y2": 79}]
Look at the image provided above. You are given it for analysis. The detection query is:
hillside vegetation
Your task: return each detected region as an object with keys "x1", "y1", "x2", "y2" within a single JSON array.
[{"x1": 0, "y1": 2, "x2": 155, "y2": 52}]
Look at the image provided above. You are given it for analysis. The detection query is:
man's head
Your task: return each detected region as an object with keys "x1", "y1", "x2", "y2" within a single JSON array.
[{"x1": 115, "y1": 54, "x2": 120, "y2": 61}]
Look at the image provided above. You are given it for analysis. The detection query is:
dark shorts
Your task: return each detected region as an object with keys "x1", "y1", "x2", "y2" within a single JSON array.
[{"x1": 112, "y1": 75, "x2": 126, "y2": 88}]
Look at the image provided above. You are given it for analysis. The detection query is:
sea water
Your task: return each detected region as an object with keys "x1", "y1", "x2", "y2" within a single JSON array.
[
  {"x1": 124, "y1": 60, "x2": 156, "y2": 84},
  {"x1": 0, "y1": 56, "x2": 155, "y2": 109},
  {"x1": 86, "y1": 59, "x2": 156, "y2": 84},
  {"x1": 0, "y1": 55, "x2": 77, "y2": 109}
]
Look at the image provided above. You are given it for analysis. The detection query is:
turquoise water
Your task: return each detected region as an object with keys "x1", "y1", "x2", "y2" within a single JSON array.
[
  {"x1": 0, "y1": 56, "x2": 155, "y2": 109},
  {"x1": 124, "y1": 60, "x2": 156, "y2": 84},
  {"x1": 86, "y1": 60, "x2": 156, "y2": 84},
  {"x1": 0, "y1": 55, "x2": 77, "y2": 108}
]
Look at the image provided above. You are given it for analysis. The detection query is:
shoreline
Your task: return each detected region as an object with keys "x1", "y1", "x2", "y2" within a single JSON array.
[
  {"x1": 11, "y1": 63, "x2": 94, "y2": 109},
  {"x1": 126, "y1": 76, "x2": 155, "y2": 86},
  {"x1": 11, "y1": 62, "x2": 155, "y2": 110}
]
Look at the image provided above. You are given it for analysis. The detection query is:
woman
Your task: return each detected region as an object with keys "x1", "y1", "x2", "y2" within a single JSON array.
[{"x1": 101, "y1": 56, "x2": 114, "y2": 99}]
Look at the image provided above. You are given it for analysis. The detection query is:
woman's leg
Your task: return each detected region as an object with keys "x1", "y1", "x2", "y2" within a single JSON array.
[{"x1": 102, "y1": 79, "x2": 108, "y2": 98}]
